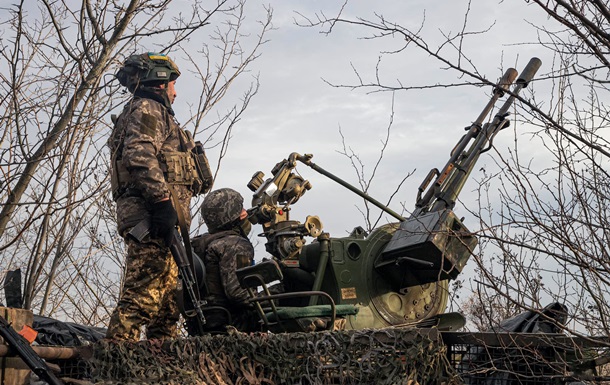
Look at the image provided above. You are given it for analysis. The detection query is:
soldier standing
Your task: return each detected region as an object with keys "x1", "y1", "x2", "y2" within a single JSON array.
[
  {"x1": 106, "y1": 52, "x2": 212, "y2": 341},
  {"x1": 189, "y1": 188, "x2": 258, "y2": 334}
]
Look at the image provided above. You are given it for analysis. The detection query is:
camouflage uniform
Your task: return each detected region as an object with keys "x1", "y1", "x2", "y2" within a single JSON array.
[
  {"x1": 189, "y1": 188, "x2": 259, "y2": 333},
  {"x1": 106, "y1": 72, "x2": 199, "y2": 340},
  {"x1": 109, "y1": 97, "x2": 195, "y2": 235},
  {"x1": 191, "y1": 230, "x2": 257, "y2": 332},
  {"x1": 107, "y1": 237, "x2": 179, "y2": 340}
]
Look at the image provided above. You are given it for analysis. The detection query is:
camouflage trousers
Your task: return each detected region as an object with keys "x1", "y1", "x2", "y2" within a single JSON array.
[{"x1": 106, "y1": 238, "x2": 179, "y2": 341}]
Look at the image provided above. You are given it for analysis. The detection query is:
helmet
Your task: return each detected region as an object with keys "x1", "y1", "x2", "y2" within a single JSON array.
[
  {"x1": 116, "y1": 52, "x2": 181, "y2": 92},
  {"x1": 201, "y1": 188, "x2": 244, "y2": 232}
]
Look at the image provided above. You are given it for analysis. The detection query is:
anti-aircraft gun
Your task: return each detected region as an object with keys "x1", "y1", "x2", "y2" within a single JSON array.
[
  {"x1": 379, "y1": 58, "x2": 540, "y2": 291},
  {"x1": 243, "y1": 58, "x2": 542, "y2": 331}
]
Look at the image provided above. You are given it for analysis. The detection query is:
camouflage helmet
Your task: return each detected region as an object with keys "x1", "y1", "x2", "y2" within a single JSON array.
[
  {"x1": 202, "y1": 188, "x2": 244, "y2": 231},
  {"x1": 116, "y1": 52, "x2": 180, "y2": 92}
]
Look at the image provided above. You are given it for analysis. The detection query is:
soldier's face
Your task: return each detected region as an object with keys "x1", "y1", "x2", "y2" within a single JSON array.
[{"x1": 163, "y1": 80, "x2": 177, "y2": 104}]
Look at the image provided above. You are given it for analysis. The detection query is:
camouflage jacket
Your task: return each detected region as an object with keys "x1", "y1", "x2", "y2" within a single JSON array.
[
  {"x1": 108, "y1": 95, "x2": 194, "y2": 235},
  {"x1": 191, "y1": 230, "x2": 254, "y2": 306}
]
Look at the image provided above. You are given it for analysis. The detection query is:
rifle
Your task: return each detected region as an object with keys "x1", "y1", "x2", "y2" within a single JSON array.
[
  {"x1": 378, "y1": 58, "x2": 542, "y2": 290},
  {"x1": 127, "y1": 221, "x2": 208, "y2": 334},
  {"x1": 0, "y1": 315, "x2": 63, "y2": 385}
]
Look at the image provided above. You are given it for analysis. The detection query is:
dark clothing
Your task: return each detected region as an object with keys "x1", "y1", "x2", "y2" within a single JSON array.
[{"x1": 191, "y1": 230, "x2": 258, "y2": 333}]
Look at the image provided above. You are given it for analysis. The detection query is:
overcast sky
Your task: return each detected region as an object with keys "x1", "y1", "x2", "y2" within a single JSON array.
[{"x1": 173, "y1": 0, "x2": 552, "y2": 251}]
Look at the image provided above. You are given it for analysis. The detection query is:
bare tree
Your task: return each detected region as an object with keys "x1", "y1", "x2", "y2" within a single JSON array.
[
  {"x1": 0, "y1": 0, "x2": 272, "y2": 325},
  {"x1": 462, "y1": 1, "x2": 610, "y2": 334},
  {"x1": 336, "y1": 93, "x2": 414, "y2": 233}
]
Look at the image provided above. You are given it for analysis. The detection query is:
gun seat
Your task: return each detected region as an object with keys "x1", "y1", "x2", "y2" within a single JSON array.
[
  {"x1": 264, "y1": 304, "x2": 358, "y2": 321},
  {"x1": 236, "y1": 260, "x2": 358, "y2": 332}
]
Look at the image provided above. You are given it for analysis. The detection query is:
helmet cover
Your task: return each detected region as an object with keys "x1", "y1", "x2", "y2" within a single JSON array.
[
  {"x1": 201, "y1": 188, "x2": 244, "y2": 231},
  {"x1": 116, "y1": 52, "x2": 180, "y2": 92}
]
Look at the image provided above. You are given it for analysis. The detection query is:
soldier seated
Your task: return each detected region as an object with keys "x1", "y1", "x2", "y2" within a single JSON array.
[{"x1": 189, "y1": 188, "x2": 259, "y2": 334}]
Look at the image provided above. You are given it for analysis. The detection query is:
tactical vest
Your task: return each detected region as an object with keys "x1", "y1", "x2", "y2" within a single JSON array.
[
  {"x1": 192, "y1": 230, "x2": 236, "y2": 305},
  {"x1": 109, "y1": 100, "x2": 213, "y2": 201}
]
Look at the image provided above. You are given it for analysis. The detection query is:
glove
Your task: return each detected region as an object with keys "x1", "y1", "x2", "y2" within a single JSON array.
[{"x1": 150, "y1": 199, "x2": 178, "y2": 244}]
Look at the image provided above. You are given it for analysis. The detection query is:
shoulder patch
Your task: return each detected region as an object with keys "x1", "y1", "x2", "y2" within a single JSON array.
[{"x1": 140, "y1": 113, "x2": 157, "y2": 137}]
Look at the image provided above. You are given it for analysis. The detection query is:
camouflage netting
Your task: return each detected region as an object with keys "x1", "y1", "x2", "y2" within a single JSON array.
[{"x1": 91, "y1": 328, "x2": 462, "y2": 385}]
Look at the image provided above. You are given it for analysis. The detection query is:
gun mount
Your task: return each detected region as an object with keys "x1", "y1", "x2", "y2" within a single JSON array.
[
  {"x1": 242, "y1": 58, "x2": 542, "y2": 330},
  {"x1": 246, "y1": 152, "x2": 451, "y2": 328}
]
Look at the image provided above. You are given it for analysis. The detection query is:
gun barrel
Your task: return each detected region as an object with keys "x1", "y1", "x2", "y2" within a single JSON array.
[
  {"x1": 301, "y1": 157, "x2": 406, "y2": 221},
  {"x1": 417, "y1": 58, "x2": 542, "y2": 213},
  {"x1": 494, "y1": 68, "x2": 518, "y2": 96},
  {"x1": 516, "y1": 57, "x2": 542, "y2": 87}
]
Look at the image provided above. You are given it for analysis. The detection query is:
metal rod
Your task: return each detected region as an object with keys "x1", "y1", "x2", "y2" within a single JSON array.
[
  {"x1": 300, "y1": 158, "x2": 406, "y2": 221},
  {"x1": 309, "y1": 233, "x2": 330, "y2": 306}
]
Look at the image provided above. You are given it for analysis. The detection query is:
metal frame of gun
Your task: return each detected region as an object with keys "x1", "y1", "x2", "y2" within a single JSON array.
[
  {"x1": 245, "y1": 58, "x2": 542, "y2": 290},
  {"x1": 0, "y1": 315, "x2": 64, "y2": 385}
]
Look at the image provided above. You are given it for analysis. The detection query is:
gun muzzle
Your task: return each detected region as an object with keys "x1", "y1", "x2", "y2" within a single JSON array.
[
  {"x1": 516, "y1": 57, "x2": 542, "y2": 87},
  {"x1": 493, "y1": 68, "x2": 518, "y2": 96}
]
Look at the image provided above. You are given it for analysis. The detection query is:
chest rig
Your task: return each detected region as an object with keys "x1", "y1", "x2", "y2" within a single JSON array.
[{"x1": 109, "y1": 100, "x2": 213, "y2": 201}]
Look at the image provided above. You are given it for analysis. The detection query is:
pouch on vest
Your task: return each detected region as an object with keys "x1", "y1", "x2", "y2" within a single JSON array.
[
  {"x1": 110, "y1": 158, "x2": 131, "y2": 201},
  {"x1": 192, "y1": 141, "x2": 213, "y2": 195},
  {"x1": 159, "y1": 151, "x2": 199, "y2": 186},
  {"x1": 109, "y1": 113, "x2": 131, "y2": 201}
]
